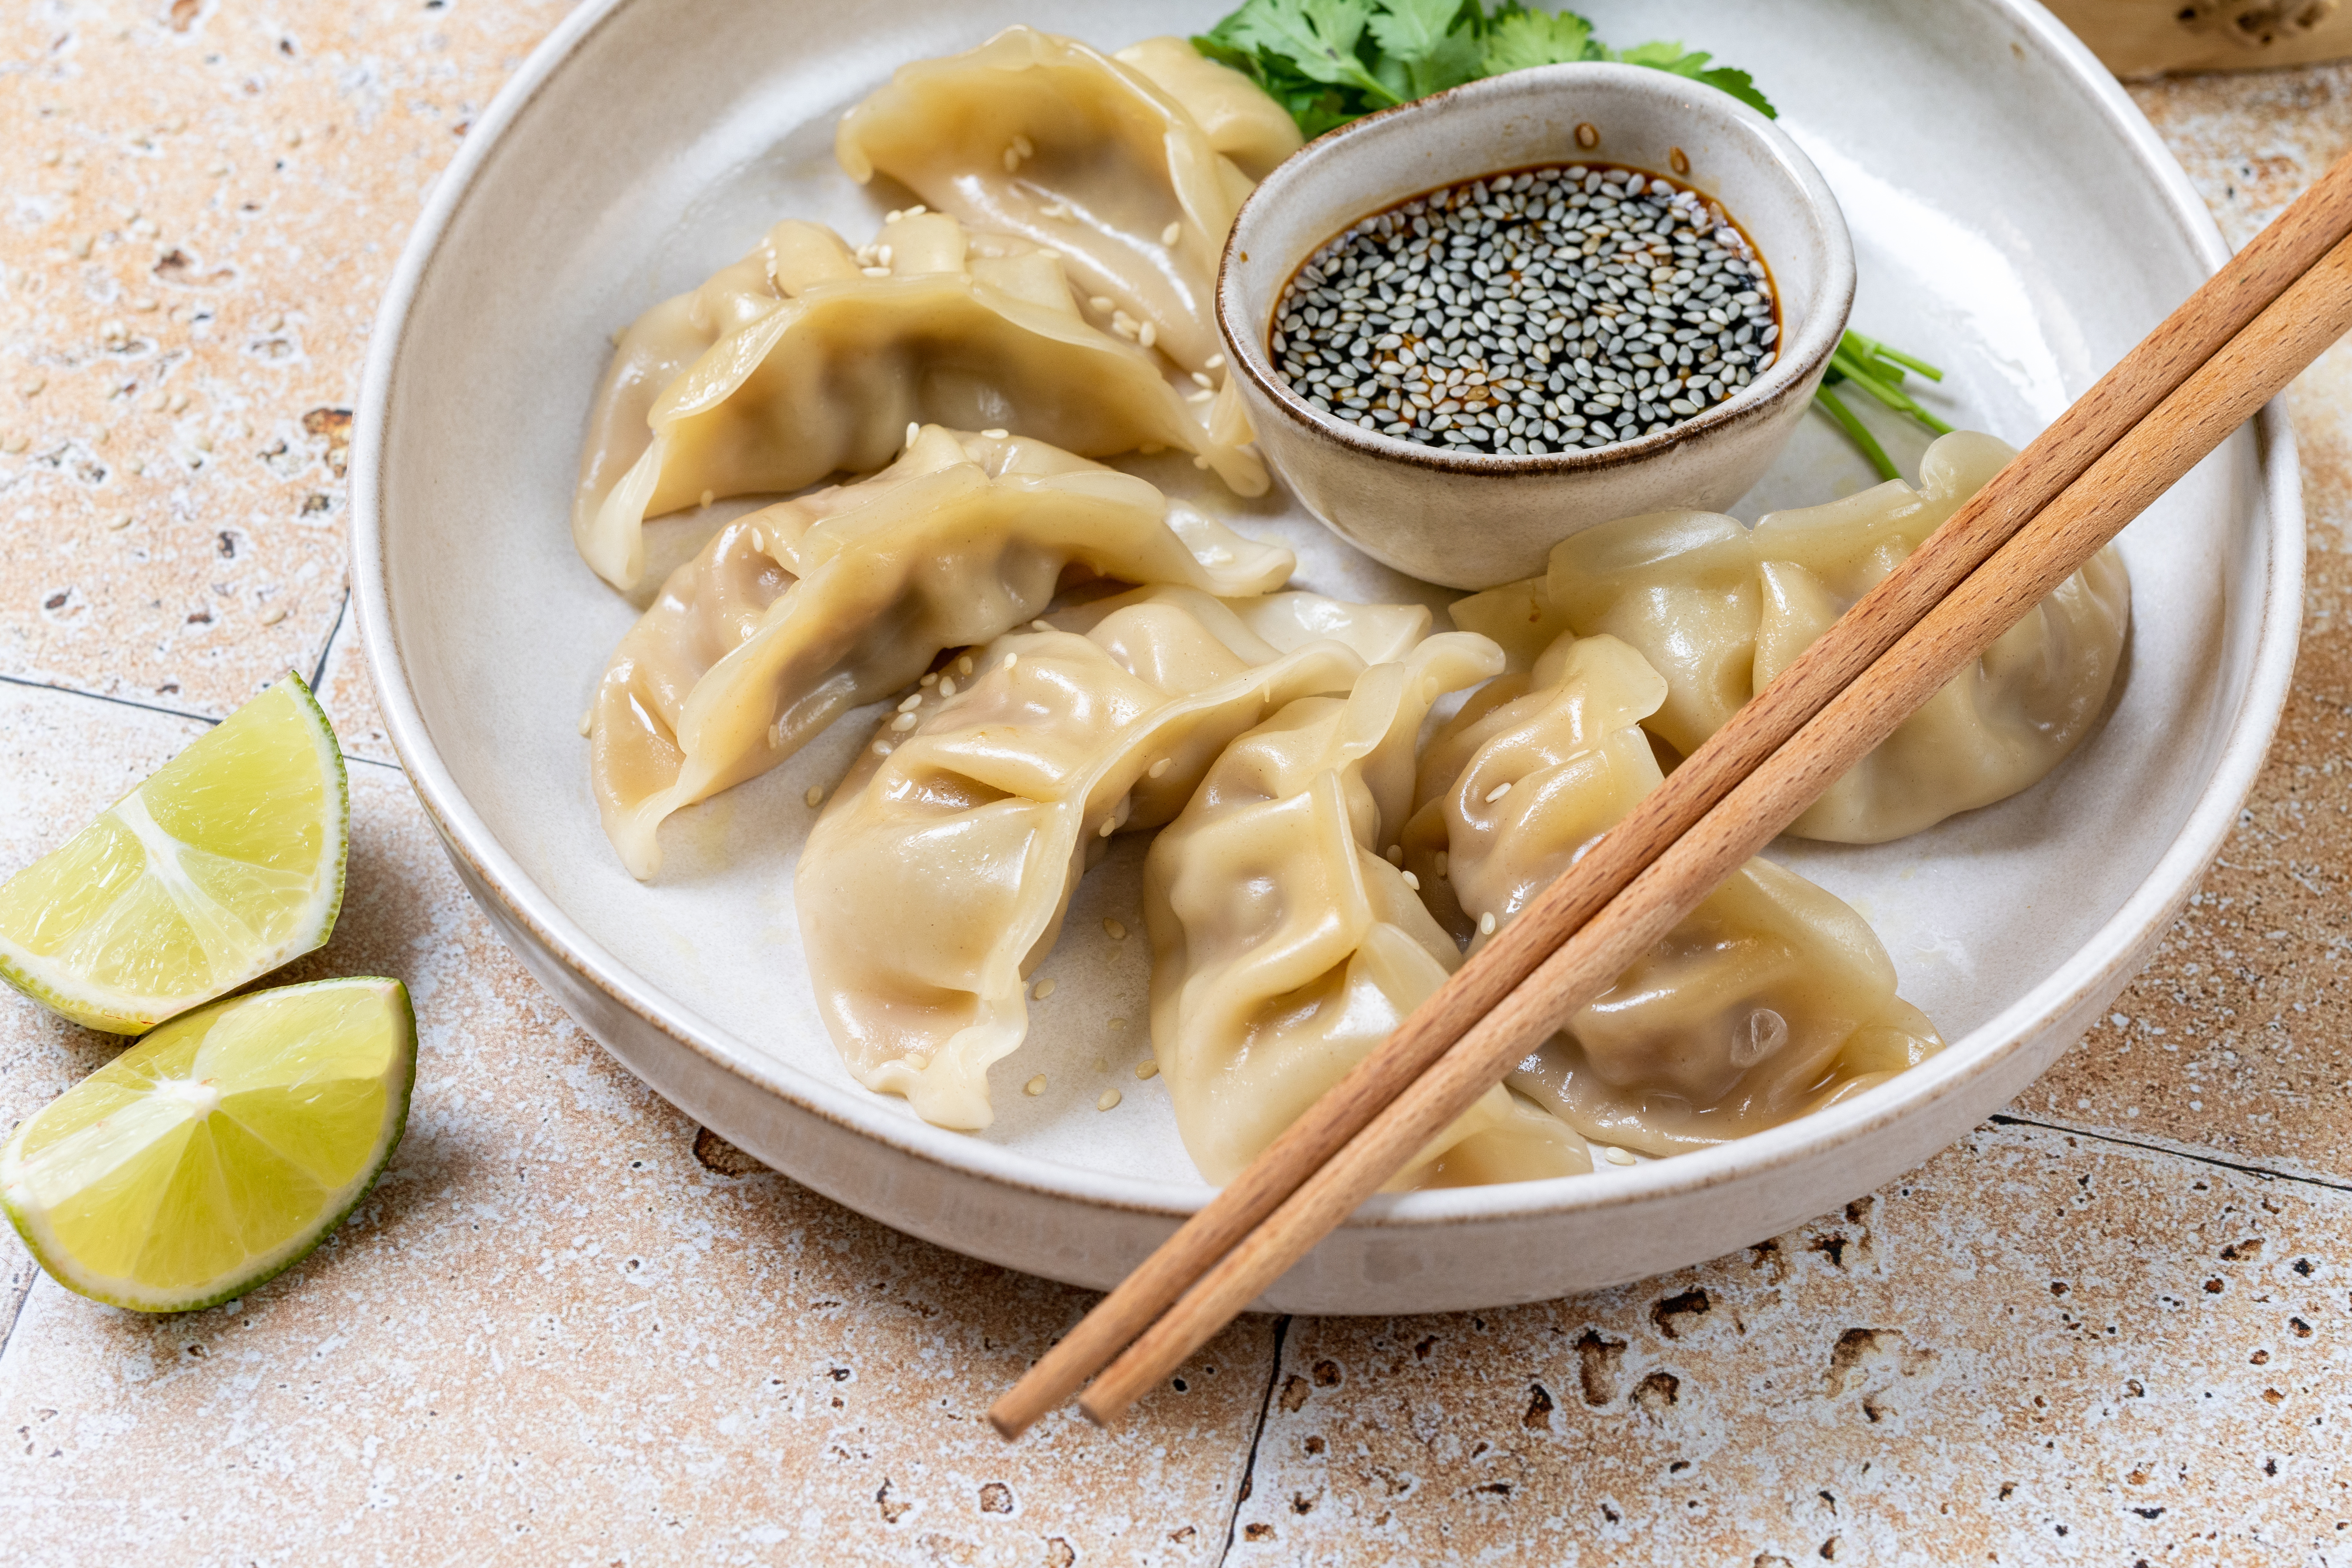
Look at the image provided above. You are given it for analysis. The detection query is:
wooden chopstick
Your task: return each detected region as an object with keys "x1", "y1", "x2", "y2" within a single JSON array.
[
  {"x1": 988, "y1": 150, "x2": 2352, "y2": 1441},
  {"x1": 1071, "y1": 229, "x2": 2352, "y2": 1427}
]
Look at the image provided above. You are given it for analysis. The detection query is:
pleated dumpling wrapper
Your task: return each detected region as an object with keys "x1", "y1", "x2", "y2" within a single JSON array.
[
  {"x1": 572, "y1": 209, "x2": 1269, "y2": 590},
  {"x1": 836, "y1": 27, "x2": 1301, "y2": 378},
  {"x1": 590, "y1": 427, "x2": 1294, "y2": 880},
  {"x1": 1145, "y1": 632, "x2": 1595, "y2": 1190},
  {"x1": 1398, "y1": 632, "x2": 1944, "y2": 1160},
  {"x1": 797, "y1": 585, "x2": 1432, "y2": 1132},
  {"x1": 1451, "y1": 430, "x2": 2131, "y2": 843}
]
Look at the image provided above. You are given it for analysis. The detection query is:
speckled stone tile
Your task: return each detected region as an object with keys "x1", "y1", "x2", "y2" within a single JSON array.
[
  {"x1": 2015, "y1": 77, "x2": 2352, "y2": 1180},
  {"x1": 1231, "y1": 1122, "x2": 2352, "y2": 1565},
  {"x1": 0, "y1": 684, "x2": 1274, "y2": 1566},
  {"x1": 0, "y1": 0, "x2": 570, "y2": 715}
]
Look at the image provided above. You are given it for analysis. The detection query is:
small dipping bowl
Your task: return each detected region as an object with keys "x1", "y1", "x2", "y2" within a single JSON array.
[{"x1": 1217, "y1": 62, "x2": 1856, "y2": 590}]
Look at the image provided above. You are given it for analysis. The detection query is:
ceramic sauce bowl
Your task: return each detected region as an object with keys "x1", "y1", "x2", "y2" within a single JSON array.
[{"x1": 1217, "y1": 61, "x2": 1857, "y2": 590}]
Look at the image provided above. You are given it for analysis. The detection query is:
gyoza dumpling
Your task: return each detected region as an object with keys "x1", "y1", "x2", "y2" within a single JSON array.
[
  {"x1": 1399, "y1": 631, "x2": 1943, "y2": 1159},
  {"x1": 573, "y1": 219, "x2": 880, "y2": 577},
  {"x1": 1451, "y1": 430, "x2": 2131, "y2": 843},
  {"x1": 591, "y1": 427, "x2": 1295, "y2": 879},
  {"x1": 1113, "y1": 38, "x2": 1304, "y2": 180},
  {"x1": 797, "y1": 586, "x2": 1432, "y2": 1130},
  {"x1": 1144, "y1": 632, "x2": 1595, "y2": 1190},
  {"x1": 836, "y1": 27, "x2": 1297, "y2": 376},
  {"x1": 575, "y1": 210, "x2": 1268, "y2": 589}
]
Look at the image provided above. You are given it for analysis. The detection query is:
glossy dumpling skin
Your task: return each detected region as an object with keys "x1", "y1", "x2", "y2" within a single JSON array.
[
  {"x1": 575, "y1": 210, "x2": 1268, "y2": 589},
  {"x1": 837, "y1": 27, "x2": 1296, "y2": 375},
  {"x1": 1451, "y1": 430, "x2": 2132, "y2": 842},
  {"x1": 1145, "y1": 632, "x2": 1595, "y2": 1190},
  {"x1": 1113, "y1": 38, "x2": 1304, "y2": 180},
  {"x1": 572, "y1": 219, "x2": 874, "y2": 585},
  {"x1": 589, "y1": 427, "x2": 1295, "y2": 879},
  {"x1": 1399, "y1": 631, "x2": 1943, "y2": 1159},
  {"x1": 796, "y1": 586, "x2": 1433, "y2": 1131}
]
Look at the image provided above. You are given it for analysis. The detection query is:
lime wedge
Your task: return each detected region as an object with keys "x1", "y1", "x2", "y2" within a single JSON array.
[
  {"x1": 0, "y1": 672, "x2": 348, "y2": 1033},
  {"x1": 0, "y1": 977, "x2": 415, "y2": 1312}
]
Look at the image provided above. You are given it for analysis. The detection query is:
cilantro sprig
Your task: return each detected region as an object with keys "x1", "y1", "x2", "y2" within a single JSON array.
[
  {"x1": 1194, "y1": 1, "x2": 1775, "y2": 139},
  {"x1": 1816, "y1": 332, "x2": 1955, "y2": 482}
]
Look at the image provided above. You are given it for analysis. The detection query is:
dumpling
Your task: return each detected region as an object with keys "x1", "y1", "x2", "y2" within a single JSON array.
[
  {"x1": 572, "y1": 219, "x2": 881, "y2": 579},
  {"x1": 1398, "y1": 630, "x2": 1943, "y2": 1160},
  {"x1": 837, "y1": 27, "x2": 1295, "y2": 375},
  {"x1": 1450, "y1": 430, "x2": 2132, "y2": 842},
  {"x1": 1112, "y1": 38, "x2": 1304, "y2": 180},
  {"x1": 796, "y1": 585, "x2": 1432, "y2": 1131},
  {"x1": 574, "y1": 209, "x2": 1268, "y2": 589},
  {"x1": 590, "y1": 427, "x2": 1295, "y2": 879},
  {"x1": 1144, "y1": 632, "x2": 1595, "y2": 1190}
]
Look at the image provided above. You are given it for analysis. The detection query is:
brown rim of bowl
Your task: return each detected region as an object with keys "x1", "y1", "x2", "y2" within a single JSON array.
[{"x1": 1215, "y1": 62, "x2": 1855, "y2": 477}]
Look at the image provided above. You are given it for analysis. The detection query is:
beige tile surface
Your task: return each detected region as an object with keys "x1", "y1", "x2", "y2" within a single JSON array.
[
  {"x1": 0, "y1": 0, "x2": 567, "y2": 718},
  {"x1": 1237, "y1": 1124, "x2": 2352, "y2": 1563},
  {"x1": 4, "y1": 8, "x2": 2352, "y2": 1564}
]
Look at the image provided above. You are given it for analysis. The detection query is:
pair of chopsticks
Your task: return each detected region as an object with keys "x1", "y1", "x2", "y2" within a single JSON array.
[{"x1": 991, "y1": 150, "x2": 2352, "y2": 1440}]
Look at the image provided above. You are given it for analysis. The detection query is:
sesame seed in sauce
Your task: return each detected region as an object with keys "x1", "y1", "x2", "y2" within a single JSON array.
[{"x1": 1268, "y1": 165, "x2": 1780, "y2": 456}]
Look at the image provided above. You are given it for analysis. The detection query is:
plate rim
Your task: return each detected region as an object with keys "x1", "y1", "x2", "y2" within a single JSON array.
[{"x1": 349, "y1": 0, "x2": 2305, "y2": 1229}]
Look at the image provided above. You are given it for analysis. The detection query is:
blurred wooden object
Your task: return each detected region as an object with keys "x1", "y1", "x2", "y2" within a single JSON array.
[{"x1": 2047, "y1": 0, "x2": 2352, "y2": 75}]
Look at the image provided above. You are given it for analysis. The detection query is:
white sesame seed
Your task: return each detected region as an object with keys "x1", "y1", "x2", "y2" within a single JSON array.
[
  {"x1": 1103, "y1": 917, "x2": 1126, "y2": 940},
  {"x1": 1601, "y1": 1145, "x2": 1636, "y2": 1166},
  {"x1": 1147, "y1": 758, "x2": 1171, "y2": 779},
  {"x1": 1025, "y1": 1074, "x2": 1048, "y2": 1097},
  {"x1": 1032, "y1": 977, "x2": 1056, "y2": 999},
  {"x1": 806, "y1": 784, "x2": 825, "y2": 807},
  {"x1": 1485, "y1": 781, "x2": 1513, "y2": 803},
  {"x1": 890, "y1": 712, "x2": 917, "y2": 731},
  {"x1": 1135, "y1": 1059, "x2": 1158, "y2": 1080},
  {"x1": 897, "y1": 693, "x2": 923, "y2": 712},
  {"x1": 1097, "y1": 1088, "x2": 1122, "y2": 1111},
  {"x1": 982, "y1": 427, "x2": 1010, "y2": 438},
  {"x1": 1401, "y1": 871, "x2": 1421, "y2": 891},
  {"x1": 1479, "y1": 911, "x2": 1497, "y2": 935},
  {"x1": 1161, "y1": 221, "x2": 1181, "y2": 245}
]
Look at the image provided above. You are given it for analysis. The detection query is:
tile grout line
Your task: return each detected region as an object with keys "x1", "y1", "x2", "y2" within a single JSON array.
[
  {"x1": 308, "y1": 585, "x2": 350, "y2": 694},
  {"x1": 1216, "y1": 1314, "x2": 1290, "y2": 1566},
  {"x1": 0, "y1": 1264, "x2": 38, "y2": 1371},
  {"x1": 1988, "y1": 1113, "x2": 2352, "y2": 1195},
  {"x1": 0, "y1": 673, "x2": 220, "y2": 728}
]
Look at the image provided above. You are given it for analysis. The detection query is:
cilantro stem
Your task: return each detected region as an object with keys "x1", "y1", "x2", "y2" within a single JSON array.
[
  {"x1": 1828, "y1": 340, "x2": 1955, "y2": 436},
  {"x1": 1813, "y1": 386, "x2": 1900, "y2": 482},
  {"x1": 1859, "y1": 336, "x2": 1944, "y2": 382}
]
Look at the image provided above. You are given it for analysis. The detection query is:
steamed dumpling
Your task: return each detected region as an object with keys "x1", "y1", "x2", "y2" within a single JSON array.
[
  {"x1": 797, "y1": 586, "x2": 1432, "y2": 1130},
  {"x1": 837, "y1": 27, "x2": 1296, "y2": 376},
  {"x1": 572, "y1": 219, "x2": 879, "y2": 577},
  {"x1": 574, "y1": 210, "x2": 1267, "y2": 589},
  {"x1": 1451, "y1": 430, "x2": 2130, "y2": 843},
  {"x1": 1144, "y1": 632, "x2": 1595, "y2": 1190},
  {"x1": 1113, "y1": 38, "x2": 1304, "y2": 180},
  {"x1": 1399, "y1": 631, "x2": 1943, "y2": 1159},
  {"x1": 590, "y1": 427, "x2": 1295, "y2": 879}
]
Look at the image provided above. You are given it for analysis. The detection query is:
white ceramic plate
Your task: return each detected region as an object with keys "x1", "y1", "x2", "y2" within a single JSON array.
[{"x1": 354, "y1": 0, "x2": 2300, "y2": 1313}]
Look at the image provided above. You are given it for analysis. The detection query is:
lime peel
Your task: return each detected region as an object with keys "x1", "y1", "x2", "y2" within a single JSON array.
[
  {"x1": 0, "y1": 672, "x2": 349, "y2": 1034},
  {"x1": 1, "y1": 977, "x2": 416, "y2": 1313}
]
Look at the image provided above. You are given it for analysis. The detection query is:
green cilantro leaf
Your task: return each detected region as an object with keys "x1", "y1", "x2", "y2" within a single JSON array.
[
  {"x1": 1481, "y1": 8, "x2": 1597, "y2": 73},
  {"x1": 1367, "y1": 0, "x2": 1486, "y2": 96}
]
